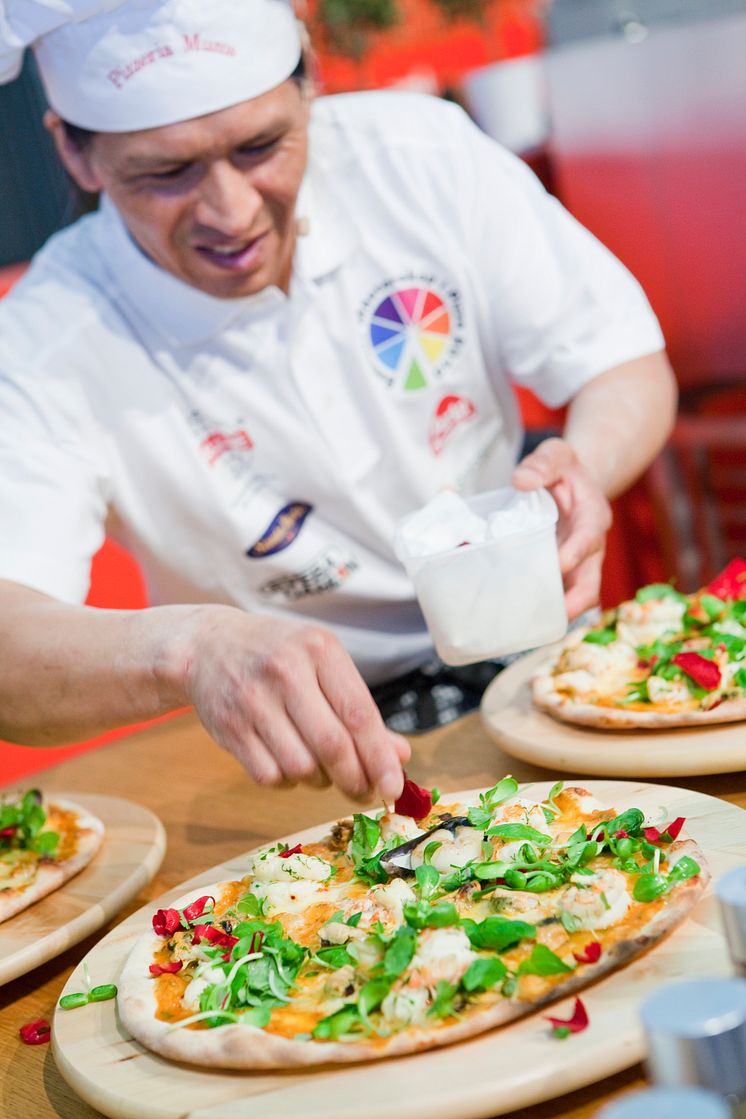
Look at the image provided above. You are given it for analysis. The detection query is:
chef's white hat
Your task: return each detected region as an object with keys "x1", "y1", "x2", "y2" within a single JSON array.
[{"x1": 0, "y1": 0, "x2": 302, "y2": 131}]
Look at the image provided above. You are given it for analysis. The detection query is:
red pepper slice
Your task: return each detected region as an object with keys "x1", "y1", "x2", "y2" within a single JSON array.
[
  {"x1": 672, "y1": 652, "x2": 721, "y2": 691},
  {"x1": 644, "y1": 816, "x2": 686, "y2": 844},
  {"x1": 0, "y1": 826, "x2": 17, "y2": 837},
  {"x1": 149, "y1": 961, "x2": 184, "y2": 977},
  {"x1": 546, "y1": 998, "x2": 589, "y2": 1036},
  {"x1": 152, "y1": 907, "x2": 181, "y2": 937},
  {"x1": 573, "y1": 941, "x2": 602, "y2": 965},
  {"x1": 394, "y1": 775, "x2": 433, "y2": 820},
  {"x1": 706, "y1": 558, "x2": 746, "y2": 601},
  {"x1": 279, "y1": 844, "x2": 303, "y2": 859},
  {"x1": 614, "y1": 829, "x2": 630, "y2": 839},
  {"x1": 19, "y1": 1019, "x2": 51, "y2": 1045},
  {"x1": 181, "y1": 895, "x2": 215, "y2": 923}
]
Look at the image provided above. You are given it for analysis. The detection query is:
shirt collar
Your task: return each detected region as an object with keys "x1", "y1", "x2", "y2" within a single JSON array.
[{"x1": 92, "y1": 116, "x2": 358, "y2": 349}]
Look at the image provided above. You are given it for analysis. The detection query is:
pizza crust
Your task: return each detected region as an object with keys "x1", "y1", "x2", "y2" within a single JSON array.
[
  {"x1": 117, "y1": 839, "x2": 709, "y2": 1069},
  {"x1": 0, "y1": 797, "x2": 104, "y2": 924},
  {"x1": 532, "y1": 666, "x2": 746, "y2": 730}
]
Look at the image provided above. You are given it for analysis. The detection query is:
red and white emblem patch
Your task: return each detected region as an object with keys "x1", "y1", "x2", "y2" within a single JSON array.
[{"x1": 429, "y1": 395, "x2": 476, "y2": 455}]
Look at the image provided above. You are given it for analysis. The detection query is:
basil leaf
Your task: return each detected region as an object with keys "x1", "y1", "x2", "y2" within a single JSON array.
[
  {"x1": 583, "y1": 628, "x2": 617, "y2": 646},
  {"x1": 382, "y1": 925, "x2": 416, "y2": 979},
  {"x1": 314, "y1": 945, "x2": 353, "y2": 970},
  {"x1": 312, "y1": 1004, "x2": 361, "y2": 1040},
  {"x1": 240, "y1": 1005, "x2": 271, "y2": 1028},
  {"x1": 428, "y1": 980, "x2": 458, "y2": 1019},
  {"x1": 517, "y1": 943, "x2": 573, "y2": 977},
  {"x1": 461, "y1": 957, "x2": 507, "y2": 993},
  {"x1": 403, "y1": 901, "x2": 460, "y2": 930},
  {"x1": 667, "y1": 856, "x2": 700, "y2": 884},
  {"x1": 635, "y1": 583, "x2": 686, "y2": 604},
  {"x1": 415, "y1": 863, "x2": 440, "y2": 899},
  {"x1": 633, "y1": 873, "x2": 669, "y2": 902},
  {"x1": 463, "y1": 916, "x2": 536, "y2": 953},
  {"x1": 486, "y1": 824, "x2": 552, "y2": 845}
]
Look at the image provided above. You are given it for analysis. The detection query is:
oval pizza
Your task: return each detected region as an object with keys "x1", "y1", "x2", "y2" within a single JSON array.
[{"x1": 118, "y1": 777, "x2": 708, "y2": 1068}]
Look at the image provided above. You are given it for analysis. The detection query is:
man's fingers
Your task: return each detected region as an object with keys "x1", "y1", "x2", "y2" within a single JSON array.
[
  {"x1": 563, "y1": 552, "x2": 604, "y2": 619},
  {"x1": 512, "y1": 438, "x2": 575, "y2": 490},
  {"x1": 227, "y1": 731, "x2": 286, "y2": 788},
  {"x1": 313, "y1": 646, "x2": 406, "y2": 804},
  {"x1": 251, "y1": 701, "x2": 332, "y2": 787}
]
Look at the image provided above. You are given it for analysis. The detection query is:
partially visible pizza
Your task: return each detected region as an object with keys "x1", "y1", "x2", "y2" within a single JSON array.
[
  {"x1": 118, "y1": 777, "x2": 708, "y2": 1069},
  {"x1": 0, "y1": 789, "x2": 104, "y2": 923},
  {"x1": 532, "y1": 558, "x2": 746, "y2": 729}
]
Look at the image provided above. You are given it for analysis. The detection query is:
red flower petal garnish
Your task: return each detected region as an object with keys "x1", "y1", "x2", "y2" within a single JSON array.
[
  {"x1": 644, "y1": 816, "x2": 685, "y2": 844},
  {"x1": 706, "y1": 558, "x2": 746, "y2": 601},
  {"x1": 149, "y1": 961, "x2": 183, "y2": 977},
  {"x1": 672, "y1": 652, "x2": 721, "y2": 691},
  {"x1": 191, "y1": 924, "x2": 238, "y2": 949},
  {"x1": 182, "y1": 895, "x2": 215, "y2": 923},
  {"x1": 19, "y1": 1019, "x2": 51, "y2": 1045},
  {"x1": 573, "y1": 941, "x2": 602, "y2": 965},
  {"x1": 394, "y1": 775, "x2": 433, "y2": 820},
  {"x1": 546, "y1": 998, "x2": 589, "y2": 1035},
  {"x1": 0, "y1": 826, "x2": 17, "y2": 837},
  {"x1": 665, "y1": 816, "x2": 685, "y2": 840},
  {"x1": 152, "y1": 907, "x2": 181, "y2": 937},
  {"x1": 279, "y1": 844, "x2": 303, "y2": 859}
]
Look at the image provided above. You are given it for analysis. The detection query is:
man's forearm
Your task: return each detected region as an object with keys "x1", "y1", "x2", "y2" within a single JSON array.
[
  {"x1": 0, "y1": 587, "x2": 193, "y2": 745},
  {"x1": 562, "y1": 351, "x2": 678, "y2": 499}
]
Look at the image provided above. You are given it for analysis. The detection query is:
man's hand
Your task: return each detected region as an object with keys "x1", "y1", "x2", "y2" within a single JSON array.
[
  {"x1": 512, "y1": 437, "x2": 612, "y2": 619},
  {"x1": 180, "y1": 608, "x2": 410, "y2": 803}
]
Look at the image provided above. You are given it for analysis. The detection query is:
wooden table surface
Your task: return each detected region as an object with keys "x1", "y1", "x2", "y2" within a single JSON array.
[{"x1": 2, "y1": 707, "x2": 743, "y2": 1119}]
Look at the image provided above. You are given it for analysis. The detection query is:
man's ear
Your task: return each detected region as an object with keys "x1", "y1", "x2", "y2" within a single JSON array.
[{"x1": 44, "y1": 110, "x2": 103, "y2": 192}]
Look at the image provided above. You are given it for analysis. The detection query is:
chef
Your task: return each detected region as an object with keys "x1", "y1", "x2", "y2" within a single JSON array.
[{"x1": 0, "y1": 0, "x2": 676, "y2": 801}]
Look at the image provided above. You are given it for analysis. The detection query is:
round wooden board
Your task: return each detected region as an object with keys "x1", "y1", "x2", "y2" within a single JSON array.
[
  {"x1": 0, "y1": 792, "x2": 166, "y2": 986},
  {"x1": 54, "y1": 781, "x2": 741, "y2": 1119},
  {"x1": 481, "y1": 647, "x2": 746, "y2": 777}
]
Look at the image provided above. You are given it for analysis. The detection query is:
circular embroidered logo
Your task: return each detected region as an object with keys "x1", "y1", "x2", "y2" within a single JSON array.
[{"x1": 367, "y1": 286, "x2": 456, "y2": 392}]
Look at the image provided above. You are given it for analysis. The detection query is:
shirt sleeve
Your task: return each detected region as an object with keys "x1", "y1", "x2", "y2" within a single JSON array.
[
  {"x1": 452, "y1": 109, "x2": 666, "y2": 408},
  {"x1": 0, "y1": 364, "x2": 109, "y2": 603}
]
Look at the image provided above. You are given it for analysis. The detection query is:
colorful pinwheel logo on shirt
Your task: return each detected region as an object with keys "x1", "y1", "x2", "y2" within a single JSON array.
[{"x1": 367, "y1": 286, "x2": 455, "y2": 392}]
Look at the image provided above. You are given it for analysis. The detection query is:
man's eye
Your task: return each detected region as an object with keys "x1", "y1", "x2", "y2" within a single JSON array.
[
  {"x1": 143, "y1": 165, "x2": 190, "y2": 182},
  {"x1": 236, "y1": 140, "x2": 276, "y2": 157}
]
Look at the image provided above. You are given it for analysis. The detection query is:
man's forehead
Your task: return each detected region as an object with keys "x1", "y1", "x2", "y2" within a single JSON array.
[{"x1": 105, "y1": 87, "x2": 303, "y2": 167}]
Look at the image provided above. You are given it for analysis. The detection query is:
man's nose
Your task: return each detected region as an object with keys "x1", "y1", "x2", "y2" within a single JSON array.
[{"x1": 193, "y1": 160, "x2": 262, "y2": 236}]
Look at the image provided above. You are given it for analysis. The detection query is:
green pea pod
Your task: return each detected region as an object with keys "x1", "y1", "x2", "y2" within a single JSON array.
[
  {"x1": 59, "y1": 992, "x2": 89, "y2": 1010},
  {"x1": 88, "y1": 984, "x2": 118, "y2": 1002}
]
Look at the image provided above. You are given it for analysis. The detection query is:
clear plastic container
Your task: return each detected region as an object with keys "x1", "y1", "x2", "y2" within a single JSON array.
[{"x1": 394, "y1": 487, "x2": 568, "y2": 666}]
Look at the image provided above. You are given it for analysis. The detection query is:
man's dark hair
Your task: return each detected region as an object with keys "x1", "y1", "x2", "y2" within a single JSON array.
[{"x1": 61, "y1": 54, "x2": 308, "y2": 150}]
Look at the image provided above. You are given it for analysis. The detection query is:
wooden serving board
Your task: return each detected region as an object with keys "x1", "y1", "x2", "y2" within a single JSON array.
[
  {"x1": 481, "y1": 647, "x2": 746, "y2": 777},
  {"x1": 0, "y1": 792, "x2": 166, "y2": 986},
  {"x1": 53, "y1": 781, "x2": 741, "y2": 1119}
]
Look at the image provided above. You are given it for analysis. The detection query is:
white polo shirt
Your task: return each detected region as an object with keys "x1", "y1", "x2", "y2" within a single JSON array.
[{"x1": 0, "y1": 92, "x2": 664, "y2": 683}]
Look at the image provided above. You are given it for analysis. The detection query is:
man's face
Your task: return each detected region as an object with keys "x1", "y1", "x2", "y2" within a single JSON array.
[{"x1": 58, "y1": 81, "x2": 309, "y2": 299}]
